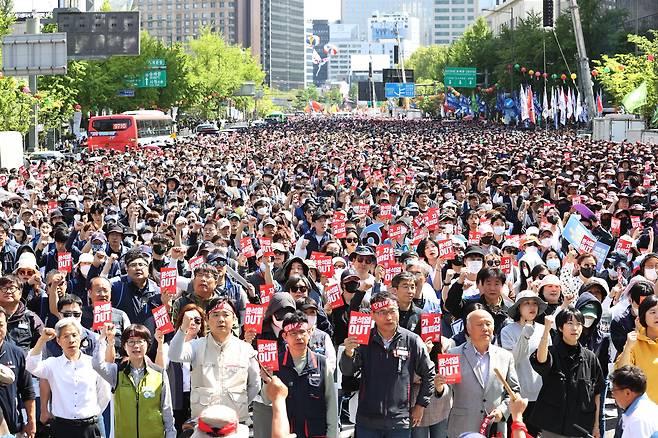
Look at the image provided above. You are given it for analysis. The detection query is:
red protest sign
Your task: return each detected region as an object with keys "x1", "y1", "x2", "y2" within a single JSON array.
[
  {"x1": 424, "y1": 208, "x2": 439, "y2": 231},
  {"x1": 379, "y1": 204, "x2": 392, "y2": 220},
  {"x1": 310, "y1": 252, "x2": 335, "y2": 278},
  {"x1": 331, "y1": 219, "x2": 346, "y2": 238},
  {"x1": 468, "y1": 231, "x2": 481, "y2": 245},
  {"x1": 500, "y1": 256, "x2": 512, "y2": 274},
  {"x1": 348, "y1": 312, "x2": 372, "y2": 345},
  {"x1": 92, "y1": 301, "x2": 112, "y2": 330},
  {"x1": 376, "y1": 244, "x2": 395, "y2": 267},
  {"x1": 420, "y1": 313, "x2": 442, "y2": 342},
  {"x1": 57, "y1": 252, "x2": 72, "y2": 273},
  {"x1": 611, "y1": 217, "x2": 621, "y2": 236},
  {"x1": 0, "y1": 175, "x2": 7, "y2": 187},
  {"x1": 644, "y1": 177, "x2": 651, "y2": 188},
  {"x1": 48, "y1": 200, "x2": 58, "y2": 214},
  {"x1": 436, "y1": 354, "x2": 462, "y2": 384},
  {"x1": 189, "y1": 255, "x2": 205, "y2": 272},
  {"x1": 383, "y1": 262, "x2": 403, "y2": 286},
  {"x1": 388, "y1": 224, "x2": 407, "y2": 241},
  {"x1": 631, "y1": 216, "x2": 641, "y2": 229},
  {"x1": 616, "y1": 238, "x2": 632, "y2": 256},
  {"x1": 413, "y1": 215, "x2": 425, "y2": 229},
  {"x1": 259, "y1": 284, "x2": 275, "y2": 305},
  {"x1": 152, "y1": 305, "x2": 175, "y2": 334},
  {"x1": 412, "y1": 228, "x2": 428, "y2": 246},
  {"x1": 244, "y1": 304, "x2": 267, "y2": 334},
  {"x1": 240, "y1": 237, "x2": 256, "y2": 258},
  {"x1": 257, "y1": 340, "x2": 279, "y2": 371},
  {"x1": 259, "y1": 237, "x2": 273, "y2": 257},
  {"x1": 160, "y1": 267, "x2": 177, "y2": 295},
  {"x1": 579, "y1": 234, "x2": 596, "y2": 254},
  {"x1": 325, "y1": 283, "x2": 344, "y2": 309},
  {"x1": 437, "y1": 239, "x2": 454, "y2": 260},
  {"x1": 333, "y1": 210, "x2": 347, "y2": 222}
]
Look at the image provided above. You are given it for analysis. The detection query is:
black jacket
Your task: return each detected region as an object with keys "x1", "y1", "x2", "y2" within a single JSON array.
[
  {"x1": 0, "y1": 339, "x2": 36, "y2": 433},
  {"x1": 339, "y1": 326, "x2": 435, "y2": 430},
  {"x1": 610, "y1": 304, "x2": 635, "y2": 356},
  {"x1": 530, "y1": 340, "x2": 605, "y2": 436},
  {"x1": 575, "y1": 292, "x2": 611, "y2": 375},
  {"x1": 6, "y1": 302, "x2": 44, "y2": 353}
]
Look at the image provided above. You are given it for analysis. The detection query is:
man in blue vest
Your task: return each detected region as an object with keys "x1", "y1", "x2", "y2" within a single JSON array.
[{"x1": 263, "y1": 311, "x2": 338, "y2": 438}]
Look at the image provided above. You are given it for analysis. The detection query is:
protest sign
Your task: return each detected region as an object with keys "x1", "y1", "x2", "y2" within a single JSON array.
[
  {"x1": 92, "y1": 301, "x2": 112, "y2": 330},
  {"x1": 152, "y1": 305, "x2": 175, "y2": 334},
  {"x1": 420, "y1": 313, "x2": 442, "y2": 342},
  {"x1": 244, "y1": 304, "x2": 267, "y2": 334},
  {"x1": 257, "y1": 340, "x2": 279, "y2": 371},
  {"x1": 348, "y1": 312, "x2": 372, "y2": 345},
  {"x1": 436, "y1": 354, "x2": 462, "y2": 384},
  {"x1": 57, "y1": 253, "x2": 72, "y2": 273}
]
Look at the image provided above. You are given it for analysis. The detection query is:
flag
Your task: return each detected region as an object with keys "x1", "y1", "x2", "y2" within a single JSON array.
[
  {"x1": 565, "y1": 87, "x2": 573, "y2": 120},
  {"x1": 621, "y1": 81, "x2": 648, "y2": 114},
  {"x1": 559, "y1": 87, "x2": 566, "y2": 125},
  {"x1": 575, "y1": 89, "x2": 582, "y2": 121},
  {"x1": 651, "y1": 105, "x2": 658, "y2": 126},
  {"x1": 527, "y1": 86, "x2": 536, "y2": 124},
  {"x1": 520, "y1": 85, "x2": 529, "y2": 121},
  {"x1": 542, "y1": 86, "x2": 550, "y2": 120},
  {"x1": 596, "y1": 90, "x2": 604, "y2": 116}
]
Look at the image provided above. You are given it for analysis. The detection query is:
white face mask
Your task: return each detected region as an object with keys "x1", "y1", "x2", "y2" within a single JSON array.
[
  {"x1": 142, "y1": 232, "x2": 153, "y2": 243},
  {"x1": 644, "y1": 267, "x2": 657, "y2": 282},
  {"x1": 525, "y1": 246, "x2": 539, "y2": 254},
  {"x1": 306, "y1": 315, "x2": 317, "y2": 327},
  {"x1": 541, "y1": 238, "x2": 552, "y2": 248},
  {"x1": 546, "y1": 258, "x2": 561, "y2": 272},
  {"x1": 443, "y1": 224, "x2": 454, "y2": 234},
  {"x1": 466, "y1": 260, "x2": 483, "y2": 274},
  {"x1": 481, "y1": 203, "x2": 493, "y2": 211},
  {"x1": 256, "y1": 207, "x2": 269, "y2": 216},
  {"x1": 583, "y1": 316, "x2": 596, "y2": 328},
  {"x1": 493, "y1": 225, "x2": 506, "y2": 236},
  {"x1": 79, "y1": 265, "x2": 91, "y2": 278}
]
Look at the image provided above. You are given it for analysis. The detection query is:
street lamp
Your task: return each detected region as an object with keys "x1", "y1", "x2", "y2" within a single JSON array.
[{"x1": 483, "y1": 7, "x2": 514, "y2": 93}]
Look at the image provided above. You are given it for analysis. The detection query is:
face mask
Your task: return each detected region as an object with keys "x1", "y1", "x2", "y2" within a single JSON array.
[
  {"x1": 124, "y1": 237, "x2": 134, "y2": 245},
  {"x1": 444, "y1": 193, "x2": 454, "y2": 200},
  {"x1": 466, "y1": 260, "x2": 483, "y2": 274},
  {"x1": 583, "y1": 317, "x2": 596, "y2": 328},
  {"x1": 271, "y1": 315, "x2": 283, "y2": 336},
  {"x1": 493, "y1": 225, "x2": 506, "y2": 236},
  {"x1": 153, "y1": 244, "x2": 168, "y2": 255},
  {"x1": 541, "y1": 238, "x2": 552, "y2": 248},
  {"x1": 256, "y1": 207, "x2": 268, "y2": 216},
  {"x1": 74, "y1": 214, "x2": 81, "y2": 221},
  {"x1": 525, "y1": 246, "x2": 539, "y2": 254},
  {"x1": 480, "y1": 236, "x2": 494, "y2": 245},
  {"x1": 587, "y1": 175, "x2": 595, "y2": 181},
  {"x1": 546, "y1": 258, "x2": 561, "y2": 272},
  {"x1": 644, "y1": 267, "x2": 657, "y2": 281},
  {"x1": 343, "y1": 281, "x2": 359, "y2": 293},
  {"x1": 607, "y1": 268, "x2": 618, "y2": 279},
  {"x1": 142, "y1": 232, "x2": 153, "y2": 243},
  {"x1": 79, "y1": 265, "x2": 91, "y2": 278},
  {"x1": 443, "y1": 224, "x2": 454, "y2": 234},
  {"x1": 580, "y1": 266, "x2": 595, "y2": 278},
  {"x1": 481, "y1": 203, "x2": 493, "y2": 211},
  {"x1": 306, "y1": 315, "x2": 317, "y2": 327},
  {"x1": 106, "y1": 183, "x2": 113, "y2": 190}
]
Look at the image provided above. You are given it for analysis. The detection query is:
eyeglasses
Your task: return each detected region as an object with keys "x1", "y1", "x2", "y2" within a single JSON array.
[
  {"x1": 345, "y1": 238, "x2": 359, "y2": 244},
  {"x1": 503, "y1": 248, "x2": 519, "y2": 255},
  {"x1": 62, "y1": 311, "x2": 82, "y2": 318},
  {"x1": 355, "y1": 257, "x2": 374, "y2": 264},
  {"x1": 17, "y1": 269, "x2": 36, "y2": 276},
  {"x1": 486, "y1": 260, "x2": 501, "y2": 267},
  {"x1": 127, "y1": 262, "x2": 148, "y2": 269},
  {"x1": 0, "y1": 286, "x2": 18, "y2": 293},
  {"x1": 126, "y1": 339, "x2": 147, "y2": 347},
  {"x1": 290, "y1": 285, "x2": 308, "y2": 293}
]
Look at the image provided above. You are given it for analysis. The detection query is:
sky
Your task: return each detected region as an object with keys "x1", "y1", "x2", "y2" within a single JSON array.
[{"x1": 305, "y1": 0, "x2": 341, "y2": 21}]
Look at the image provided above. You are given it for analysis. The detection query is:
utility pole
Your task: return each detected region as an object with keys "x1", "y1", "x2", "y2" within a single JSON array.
[
  {"x1": 27, "y1": 14, "x2": 41, "y2": 151},
  {"x1": 568, "y1": 0, "x2": 596, "y2": 125}
]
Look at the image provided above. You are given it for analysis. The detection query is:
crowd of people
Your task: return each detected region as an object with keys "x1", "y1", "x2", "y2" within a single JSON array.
[{"x1": 0, "y1": 118, "x2": 656, "y2": 438}]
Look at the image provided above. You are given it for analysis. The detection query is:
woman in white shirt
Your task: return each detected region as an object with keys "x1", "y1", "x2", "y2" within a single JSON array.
[{"x1": 500, "y1": 290, "x2": 549, "y2": 437}]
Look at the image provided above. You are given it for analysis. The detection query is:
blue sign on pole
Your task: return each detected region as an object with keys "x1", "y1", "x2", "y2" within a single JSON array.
[
  {"x1": 117, "y1": 89, "x2": 135, "y2": 97},
  {"x1": 385, "y1": 83, "x2": 415, "y2": 98}
]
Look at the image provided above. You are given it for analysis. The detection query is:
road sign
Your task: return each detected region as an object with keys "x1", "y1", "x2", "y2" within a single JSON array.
[
  {"x1": 1, "y1": 33, "x2": 68, "y2": 76},
  {"x1": 147, "y1": 58, "x2": 166, "y2": 68},
  {"x1": 444, "y1": 67, "x2": 477, "y2": 88},
  {"x1": 117, "y1": 89, "x2": 135, "y2": 97},
  {"x1": 57, "y1": 11, "x2": 140, "y2": 59},
  {"x1": 385, "y1": 83, "x2": 416, "y2": 98},
  {"x1": 125, "y1": 70, "x2": 167, "y2": 88}
]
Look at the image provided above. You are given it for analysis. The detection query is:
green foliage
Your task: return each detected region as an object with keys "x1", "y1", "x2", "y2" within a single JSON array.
[
  {"x1": 594, "y1": 31, "x2": 658, "y2": 123},
  {"x1": 38, "y1": 61, "x2": 87, "y2": 130},
  {"x1": 323, "y1": 86, "x2": 343, "y2": 107},
  {"x1": 292, "y1": 85, "x2": 319, "y2": 110},
  {"x1": 0, "y1": 77, "x2": 35, "y2": 132}
]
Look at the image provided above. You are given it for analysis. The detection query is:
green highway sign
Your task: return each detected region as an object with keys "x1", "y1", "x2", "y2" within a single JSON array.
[
  {"x1": 147, "y1": 58, "x2": 166, "y2": 68},
  {"x1": 444, "y1": 67, "x2": 477, "y2": 88},
  {"x1": 125, "y1": 70, "x2": 167, "y2": 88}
]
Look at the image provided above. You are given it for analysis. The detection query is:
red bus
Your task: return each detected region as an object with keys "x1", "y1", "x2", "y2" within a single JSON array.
[{"x1": 87, "y1": 110, "x2": 175, "y2": 152}]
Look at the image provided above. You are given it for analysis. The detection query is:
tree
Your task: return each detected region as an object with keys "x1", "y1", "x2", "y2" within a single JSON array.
[
  {"x1": 292, "y1": 85, "x2": 319, "y2": 110},
  {"x1": 323, "y1": 86, "x2": 343, "y2": 107},
  {"x1": 594, "y1": 31, "x2": 658, "y2": 123},
  {"x1": 407, "y1": 45, "x2": 451, "y2": 82}
]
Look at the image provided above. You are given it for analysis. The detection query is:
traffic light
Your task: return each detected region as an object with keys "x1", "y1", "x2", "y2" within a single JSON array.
[{"x1": 543, "y1": 0, "x2": 554, "y2": 27}]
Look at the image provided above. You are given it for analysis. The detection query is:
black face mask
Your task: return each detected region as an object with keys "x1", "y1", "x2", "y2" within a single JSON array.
[
  {"x1": 580, "y1": 266, "x2": 595, "y2": 278},
  {"x1": 153, "y1": 244, "x2": 168, "y2": 255},
  {"x1": 481, "y1": 236, "x2": 494, "y2": 245},
  {"x1": 343, "y1": 281, "x2": 359, "y2": 293}
]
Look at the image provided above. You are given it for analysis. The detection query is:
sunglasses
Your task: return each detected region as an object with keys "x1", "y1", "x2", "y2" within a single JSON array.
[
  {"x1": 537, "y1": 274, "x2": 547, "y2": 280},
  {"x1": 290, "y1": 285, "x2": 308, "y2": 293},
  {"x1": 17, "y1": 269, "x2": 36, "y2": 276},
  {"x1": 345, "y1": 238, "x2": 359, "y2": 243},
  {"x1": 486, "y1": 260, "x2": 501, "y2": 267},
  {"x1": 355, "y1": 257, "x2": 374, "y2": 264},
  {"x1": 62, "y1": 311, "x2": 82, "y2": 318}
]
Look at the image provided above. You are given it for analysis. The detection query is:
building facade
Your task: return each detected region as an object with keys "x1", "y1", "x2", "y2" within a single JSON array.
[
  {"x1": 433, "y1": 0, "x2": 480, "y2": 45},
  {"x1": 481, "y1": 0, "x2": 539, "y2": 36},
  {"x1": 615, "y1": 0, "x2": 658, "y2": 34}
]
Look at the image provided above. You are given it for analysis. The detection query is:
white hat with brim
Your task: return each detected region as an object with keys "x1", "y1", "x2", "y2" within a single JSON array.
[
  {"x1": 14, "y1": 252, "x2": 37, "y2": 273},
  {"x1": 507, "y1": 290, "x2": 548, "y2": 319}
]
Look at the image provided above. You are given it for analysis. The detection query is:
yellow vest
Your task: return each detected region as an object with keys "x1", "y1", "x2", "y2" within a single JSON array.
[{"x1": 114, "y1": 362, "x2": 166, "y2": 438}]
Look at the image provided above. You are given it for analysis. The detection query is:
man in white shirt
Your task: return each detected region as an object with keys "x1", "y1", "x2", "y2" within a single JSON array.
[
  {"x1": 610, "y1": 365, "x2": 658, "y2": 437},
  {"x1": 26, "y1": 318, "x2": 111, "y2": 438}
]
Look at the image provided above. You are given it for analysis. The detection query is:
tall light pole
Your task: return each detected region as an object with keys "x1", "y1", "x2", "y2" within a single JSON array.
[{"x1": 568, "y1": 0, "x2": 596, "y2": 124}]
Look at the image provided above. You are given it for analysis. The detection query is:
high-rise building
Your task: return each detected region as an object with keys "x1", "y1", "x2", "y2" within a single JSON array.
[
  {"x1": 433, "y1": 0, "x2": 479, "y2": 44},
  {"x1": 615, "y1": 0, "x2": 658, "y2": 34},
  {"x1": 260, "y1": 0, "x2": 305, "y2": 91},
  {"x1": 481, "y1": 0, "x2": 539, "y2": 36},
  {"x1": 236, "y1": 0, "x2": 261, "y2": 59},
  {"x1": 341, "y1": 0, "x2": 434, "y2": 46},
  {"x1": 132, "y1": 0, "x2": 236, "y2": 46}
]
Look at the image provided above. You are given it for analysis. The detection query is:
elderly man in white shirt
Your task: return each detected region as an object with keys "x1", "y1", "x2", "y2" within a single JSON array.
[
  {"x1": 610, "y1": 365, "x2": 658, "y2": 437},
  {"x1": 26, "y1": 318, "x2": 111, "y2": 438}
]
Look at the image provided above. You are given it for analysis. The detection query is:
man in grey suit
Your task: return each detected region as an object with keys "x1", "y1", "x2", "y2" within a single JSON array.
[{"x1": 435, "y1": 309, "x2": 520, "y2": 437}]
